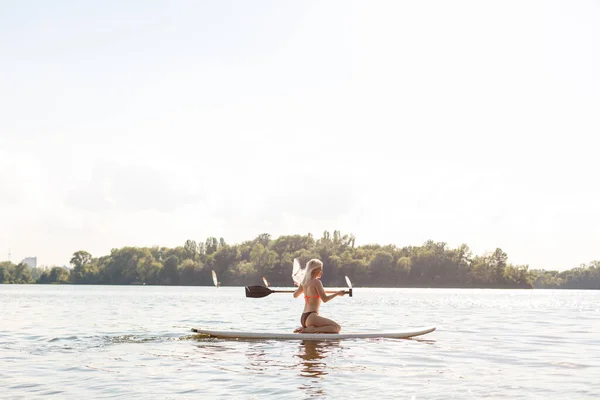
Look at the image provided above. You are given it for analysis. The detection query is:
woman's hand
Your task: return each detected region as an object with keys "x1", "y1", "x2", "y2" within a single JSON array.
[
  {"x1": 293, "y1": 285, "x2": 304, "y2": 299},
  {"x1": 337, "y1": 290, "x2": 346, "y2": 297}
]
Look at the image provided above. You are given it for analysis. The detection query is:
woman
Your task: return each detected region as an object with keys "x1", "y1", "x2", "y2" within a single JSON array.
[{"x1": 293, "y1": 259, "x2": 346, "y2": 333}]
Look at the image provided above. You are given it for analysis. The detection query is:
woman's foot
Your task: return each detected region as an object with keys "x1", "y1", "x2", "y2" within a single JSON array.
[{"x1": 293, "y1": 326, "x2": 304, "y2": 333}]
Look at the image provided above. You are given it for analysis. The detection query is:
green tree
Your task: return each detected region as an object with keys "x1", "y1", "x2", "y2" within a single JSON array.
[
  {"x1": 39, "y1": 266, "x2": 69, "y2": 283},
  {"x1": 137, "y1": 252, "x2": 162, "y2": 284},
  {"x1": 0, "y1": 261, "x2": 14, "y2": 283},
  {"x1": 368, "y1": 251, "x2": 394, "y2": 286},
  {"x1": 205, "y1": 237, "x2": 218, "y2": 255},
  {"x1": 396, "y1": 256, "x2": 412, "y2": 280},
  {"x1": 13, "y1": 263, "x2": 34, "y2": 284},
  {"x1": 179, "y1": 259, "x2": 204, "y2": 285},
  {"x1": 162, "y1": 255, "x2": 179, "y2": 285},
  {"x1": 70, "y1": 250, "x2": 92, "y2": 283},
  {"x1": 184, "y1": 240, "x2": 198, "y2": 260}
]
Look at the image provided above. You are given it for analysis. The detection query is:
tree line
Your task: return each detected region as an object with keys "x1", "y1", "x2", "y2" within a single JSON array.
[{"x1": 1, "y1": 231, "x2": 598, "y2": 289}]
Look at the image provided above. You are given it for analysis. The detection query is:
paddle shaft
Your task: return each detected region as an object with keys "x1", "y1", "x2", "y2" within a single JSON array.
[{"x1": 269, "y1": 289, "x2": 350, "y2": 295}]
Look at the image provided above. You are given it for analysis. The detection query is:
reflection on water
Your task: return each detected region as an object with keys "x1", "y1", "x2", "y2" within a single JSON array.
[
  {"x1": 297, "y1": 341, "x2": 330, "y2": 378},
  {"x1": 295, "y1": 341, "x2": 341, "y2": 398},
  {"x1": 407, "y1": 337, "x2": 437, "y2": 345},
  {"x1": 244, "y1": 342, "x2": 273, "y2": 374}
]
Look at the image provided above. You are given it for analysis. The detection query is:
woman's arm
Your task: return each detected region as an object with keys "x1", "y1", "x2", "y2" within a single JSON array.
[
  {"x1": 317, "y1": 280, "x2": 345, "y2": 303},
  {"x1": 293, "y1": 285, "x2": 304, "y2": 298}
]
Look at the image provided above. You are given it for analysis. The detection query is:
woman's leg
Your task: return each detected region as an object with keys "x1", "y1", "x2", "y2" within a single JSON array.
[{"x1": 302, "y1": 314, "x2": 341, "y2": 333}]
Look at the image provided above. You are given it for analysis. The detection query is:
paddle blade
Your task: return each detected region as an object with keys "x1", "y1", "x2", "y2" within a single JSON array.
[
  {"x1": 291, "y1": 258, "x2": 305, "y2": 286},
  {"x1": 262, "y1": 276, "x2": 269, "y2": 287},
  {"x1": 212, "y1": 270, "x2": 219, "y2": 287},
  {"x1": 345, "y1": 276, "x2": 353, "y2": 297},
  {"x1": 245, "y1": 285, "x2": 273, "y2": 298}
]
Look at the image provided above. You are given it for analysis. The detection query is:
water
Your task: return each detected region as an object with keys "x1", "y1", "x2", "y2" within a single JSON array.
[{"x1": 1, "y1": 285, "x2": 598, "y2": 399}]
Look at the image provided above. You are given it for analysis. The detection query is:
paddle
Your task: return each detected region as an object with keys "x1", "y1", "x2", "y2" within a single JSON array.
[
  {"x1": 245, "y1": 286, "x2": 352, "y2": 298},
  {"x1": 245, "y1": 275, "x2": 354, "y2": 298}
]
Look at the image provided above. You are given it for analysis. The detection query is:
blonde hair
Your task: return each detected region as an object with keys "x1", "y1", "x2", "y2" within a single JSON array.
[{"x1": 301, "y1": 259, "x2": 323, "y2": 287}]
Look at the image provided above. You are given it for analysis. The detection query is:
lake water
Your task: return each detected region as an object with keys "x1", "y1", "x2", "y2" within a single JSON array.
[{"x1": 1, "y1": 285, "x2": 599, "y2": 399}]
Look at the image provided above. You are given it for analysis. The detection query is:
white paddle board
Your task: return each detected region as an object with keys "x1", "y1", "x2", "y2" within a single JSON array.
[{"x1": 191, "y1": 327, "x2": 435, "y2": 340}]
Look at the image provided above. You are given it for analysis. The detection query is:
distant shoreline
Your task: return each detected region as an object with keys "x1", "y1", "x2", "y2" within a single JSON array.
[
  {"x1": 1, "y1": 231, "x2": 598, "y2": 289},
  {"x1": 4, "y1": 283, "x2": 599, "y2": 290},
  {"x1": 4, "y1": 282, "x2": 600, "y2": 289}
]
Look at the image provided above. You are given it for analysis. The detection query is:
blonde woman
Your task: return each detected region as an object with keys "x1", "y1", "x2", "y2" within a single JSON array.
[{"x1": 293, "y1": 259, "x2": 346, "y2": 333}]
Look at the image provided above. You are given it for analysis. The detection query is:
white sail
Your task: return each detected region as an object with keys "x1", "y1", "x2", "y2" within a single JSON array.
[{"x1": 212, "y1": 270, "x2": 219, "y2": 287}]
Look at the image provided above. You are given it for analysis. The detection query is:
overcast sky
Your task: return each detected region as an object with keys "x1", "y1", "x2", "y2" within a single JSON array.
[{"x1": 1, "y1": 0, "x2": 598, "y2": 271}]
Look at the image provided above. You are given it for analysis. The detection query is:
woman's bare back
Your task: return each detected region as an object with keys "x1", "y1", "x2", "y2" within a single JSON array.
[{"x1": 303, "y1": 279, "x2": 321, "y2": 313}]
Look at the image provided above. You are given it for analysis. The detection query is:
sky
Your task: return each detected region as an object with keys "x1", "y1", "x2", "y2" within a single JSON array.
[{"x1": 1, "y1": 0, "x2": 598, "y2": 271}]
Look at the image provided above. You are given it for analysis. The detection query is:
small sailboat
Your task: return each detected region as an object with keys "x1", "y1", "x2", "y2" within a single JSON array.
[{"x1": 212, "y1": 270, "x2": 221, "y2": 288}]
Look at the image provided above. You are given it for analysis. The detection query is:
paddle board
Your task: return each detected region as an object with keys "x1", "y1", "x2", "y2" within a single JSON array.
[{"x1": 191, "y1": 327, "x2": 435, "y2": 340}]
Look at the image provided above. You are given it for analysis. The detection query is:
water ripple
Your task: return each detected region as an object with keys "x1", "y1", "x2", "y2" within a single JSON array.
[{"x1": 1, "y1": 286, "x2": 599, "y2": 399}]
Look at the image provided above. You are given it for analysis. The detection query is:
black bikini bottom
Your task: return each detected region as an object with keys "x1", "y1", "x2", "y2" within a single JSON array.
[{"x1": 301, "y1": 311, "x2": 317, "y2": 328}]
